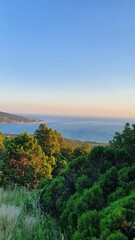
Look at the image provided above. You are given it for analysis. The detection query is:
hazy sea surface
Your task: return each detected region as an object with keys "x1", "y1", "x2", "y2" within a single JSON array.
[{"x1": 0, "y1": 114, "x2": 135, "y2": 143}]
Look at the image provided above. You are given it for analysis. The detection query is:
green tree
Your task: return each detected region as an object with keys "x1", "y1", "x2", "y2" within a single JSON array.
[
  {"x1": 3, "y1": 132, "x2": 52, "y2": 186},
  {"x1": 107, "y1": 231, "x2": 128, "y2": 240},
  {"x1": 110, "y1": 123, "x2": 135, "y2": 164},
  {"x1": 75, "y1": 175, "x2": 91, "y2": 193},
  {"x1": 34, "y1": 124, "x2": 60, "y2": 156},
  {"x1": 73, "y1": 210, "x2": 100, "y2": 240}
]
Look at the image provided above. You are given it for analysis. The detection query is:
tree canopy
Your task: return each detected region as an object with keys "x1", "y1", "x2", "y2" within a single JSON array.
[{"x1": 0, "y1": 123, "x2": 135, "y2": 239}]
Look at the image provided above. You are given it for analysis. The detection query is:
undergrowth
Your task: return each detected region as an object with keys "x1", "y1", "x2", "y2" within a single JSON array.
[{"x1": 0, "y1": 186, "x2": 65, "y2": 240}]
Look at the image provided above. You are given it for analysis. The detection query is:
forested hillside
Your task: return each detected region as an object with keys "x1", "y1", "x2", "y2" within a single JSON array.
[{"x1": 0, "y1": 123, "x2": 135, "y2": 239}]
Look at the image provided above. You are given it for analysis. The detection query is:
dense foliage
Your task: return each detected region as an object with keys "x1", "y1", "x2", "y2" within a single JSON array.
[
  {"x1": 0, "y1": 127, "x2": 67, "y2": 186},
  {"x1": 40, "y1": 123, "x2": 135, "y2": 239},
  {"x1": 0, "y1": 123, "x2": 135, "y2": 239}
]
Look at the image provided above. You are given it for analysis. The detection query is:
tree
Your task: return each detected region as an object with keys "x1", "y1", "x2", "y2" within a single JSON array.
[
  {"x1": 110, "y1": 123, "x2": 135, "y2": 164},
  {"x1": 34, "y1": 124, "x2": 60, "y2": 156},
  {"x1": 107, "y1": 231, "x2": 128, "y2": 240},
  {"x1": 3, "y1": 132, "x2": 52, "y2": 186},
  {"x1": 35, "y1": 124, "x2": 67, "y2": 176},
  {"x1": 75, "y1": 175, "x2": 91, "y2": 193},
  {"x1": 73, "y1": 210, "x2": 100, "y2": 240}
]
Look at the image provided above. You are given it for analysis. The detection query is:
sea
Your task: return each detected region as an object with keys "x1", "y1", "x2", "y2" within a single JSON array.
[{"x1": 0, "y1": 114, "x2": 135, "y2": 143}]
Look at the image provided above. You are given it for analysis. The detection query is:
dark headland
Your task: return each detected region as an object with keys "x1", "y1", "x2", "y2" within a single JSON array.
[{"x1": 0, "y1": 111, "x2": 44, "y2": 124}]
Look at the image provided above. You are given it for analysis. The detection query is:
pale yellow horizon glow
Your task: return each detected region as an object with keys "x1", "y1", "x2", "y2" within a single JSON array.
[
  {"x1": 1, "y1": 88, "x2": 135, "y2": 118},
  {"x1": 1, "y1": 102, "x2": 135, "y2": 119}
]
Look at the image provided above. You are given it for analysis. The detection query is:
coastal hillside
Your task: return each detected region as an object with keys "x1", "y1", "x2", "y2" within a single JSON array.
[
  {"x1": 0, "y1": 111, "x2": 44, "y2": 124},
  {"x1": 0, "y1": 123, "x2": 135, "y2": 239}
]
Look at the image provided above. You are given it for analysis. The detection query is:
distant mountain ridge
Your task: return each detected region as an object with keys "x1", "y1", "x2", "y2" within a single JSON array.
[{"x1": 0, "y1": 112, "x2": 44, "y2": 124}]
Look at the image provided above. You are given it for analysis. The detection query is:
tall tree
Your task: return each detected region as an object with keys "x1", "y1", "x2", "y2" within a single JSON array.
[
  {"x1": 3, "y1": 132, "x2": 52, "y2": 186},
  {"x1": 34, "y1": 124, "x2": 60, "y2": 156}
]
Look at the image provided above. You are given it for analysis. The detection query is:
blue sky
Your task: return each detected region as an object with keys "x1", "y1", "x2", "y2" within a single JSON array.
[{"x1": 0, "y1": 0, "x2": 135, "y2": 117}]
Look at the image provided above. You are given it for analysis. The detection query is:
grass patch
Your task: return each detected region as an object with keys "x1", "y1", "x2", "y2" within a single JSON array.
[{"x1": 0, "y1": 186, "x2": 65, "y2": 240}]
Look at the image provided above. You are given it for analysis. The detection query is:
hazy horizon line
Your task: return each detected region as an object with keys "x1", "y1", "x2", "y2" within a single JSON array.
[{"x1": 8, "y1": 111, "x2": 135, "y2": 120}]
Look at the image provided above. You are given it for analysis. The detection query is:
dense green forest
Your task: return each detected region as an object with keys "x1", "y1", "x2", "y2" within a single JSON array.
[{"x1": 0, "y1": 123, "x2": 135, "y2": 239}]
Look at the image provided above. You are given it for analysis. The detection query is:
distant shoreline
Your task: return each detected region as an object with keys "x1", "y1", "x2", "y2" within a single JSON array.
[
  {"x1": 0, "y1": 111, "x2": 45, "y2": 125},
  {"x1": 0, "y1": 120, "x2": 45, "y2": 124}
]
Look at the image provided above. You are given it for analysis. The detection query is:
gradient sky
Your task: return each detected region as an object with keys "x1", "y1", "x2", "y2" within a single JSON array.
[{"x1": 0, "y1": 0, "x2": 135, "y2": 117}]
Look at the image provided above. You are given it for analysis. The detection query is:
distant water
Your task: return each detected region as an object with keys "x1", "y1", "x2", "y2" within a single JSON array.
[{"x1": 0, "y1": 114, "x2": 135, "y2": 143}]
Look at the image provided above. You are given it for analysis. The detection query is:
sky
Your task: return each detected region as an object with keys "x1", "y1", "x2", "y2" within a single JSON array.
[{"x1": 0, "y1": 0, "x2": 135, "y2": 117}]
